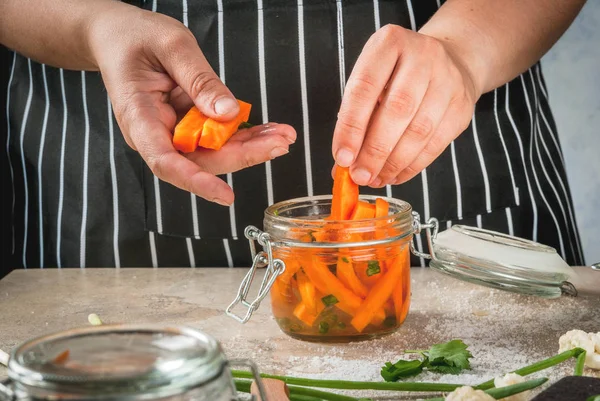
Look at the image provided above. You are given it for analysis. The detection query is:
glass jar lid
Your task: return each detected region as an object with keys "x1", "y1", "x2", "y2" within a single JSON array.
[
  {"x1": 414, "y1": 218, "x2": 578, "y2": 299},
  {"x1": 7, "y1": 324, "x2": 228, "y2": 399}
]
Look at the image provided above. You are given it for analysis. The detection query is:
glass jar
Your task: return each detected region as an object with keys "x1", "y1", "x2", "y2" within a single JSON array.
[
  {"x1": 228, "y1": 195, "x2": 414, "y2": 343},
  {"x1": 0, "y1": 324, "x2": 267, "y2": 401}
]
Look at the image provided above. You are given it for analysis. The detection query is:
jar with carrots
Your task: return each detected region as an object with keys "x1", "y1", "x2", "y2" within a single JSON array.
[{"x1": 229, "y1": 167, "x2": 414, "y2": 343}]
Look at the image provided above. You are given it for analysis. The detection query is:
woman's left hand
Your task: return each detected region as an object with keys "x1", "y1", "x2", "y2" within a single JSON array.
[{"x1": 332, "y1": 24, "x2": 481, "y2": 187}]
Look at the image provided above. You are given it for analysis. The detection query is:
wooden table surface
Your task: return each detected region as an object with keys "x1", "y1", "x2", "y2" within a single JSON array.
[{"x1": 0, "y1": 267, "x2": 598, "y2": 400}]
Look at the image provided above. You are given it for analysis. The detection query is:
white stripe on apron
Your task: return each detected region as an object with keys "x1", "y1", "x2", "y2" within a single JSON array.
[
  {"x1": 257, "y1": 0, "x2": 275, "y2": 206},
  {"x1": 107, "y1": 95, "x2": 121, "y2": 268},
  {"x1": 298, "y1": 0, "x2": 314, "y2": 197},
  {"x1": 37, "y1": 64, "x2": 50, "y2": 268},
  {"x1": 520, "y1": 74, "x2": 565, "y2": 258},
  {"x1": 19, "y1": 58, "x2": 34, "y2": 267},
  {"x1": 79, "y1": 71, "x2": 91, "y2": 268},
  {"x1": 56, "y1": 68, "x2": 68, "y2": 268}
]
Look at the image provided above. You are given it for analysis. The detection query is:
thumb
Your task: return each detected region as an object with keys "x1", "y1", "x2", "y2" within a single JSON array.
[{"x1": 159, "y1": 31, "x2": 239, "y2": 121}]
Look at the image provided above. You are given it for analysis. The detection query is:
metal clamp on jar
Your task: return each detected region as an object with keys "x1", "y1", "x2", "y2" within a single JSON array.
[
  {"x1": 0, "y1": 325, "x2": 268, "y2": 401},
  {"x1": 227, "y1": 194, "x2": 587, "y2": 343}
]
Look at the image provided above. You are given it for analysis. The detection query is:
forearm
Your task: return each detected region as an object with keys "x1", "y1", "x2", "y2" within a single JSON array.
[
  {"x1": 420, "y1": 0, "x2": 586, "y2": 96},
  {"x1": 0, "y1": 0, "x2": 137, "y2": 71}
]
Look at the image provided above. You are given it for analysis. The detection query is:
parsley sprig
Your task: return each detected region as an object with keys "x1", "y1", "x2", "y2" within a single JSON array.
[{"x1": 381, "y1": 339, "x2": 473, "y2": 381}]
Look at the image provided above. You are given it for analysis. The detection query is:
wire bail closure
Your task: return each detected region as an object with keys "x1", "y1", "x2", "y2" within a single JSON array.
[
  {"x1": 410, "y1": 211, "x2": 440, "y2": 261},
  {"x1": 225, "y1": 226, "x2": 286, "y2": 324}
]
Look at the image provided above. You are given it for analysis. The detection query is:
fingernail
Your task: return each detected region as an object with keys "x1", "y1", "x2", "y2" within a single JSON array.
[
  {"x1": 270, "y1": 147, "x2": 289, "y2": 159},
  {"x1": 259, "y1": 127, "x2": 277, "y2": 135},
  {"x1": 214, "y1": 97, "x2": 238, "y2": 116},
  {"x1": 371, "y1": 177, "x2": 383, "y2": 187},
  {"x1": 352, "y1": 168, "x2": 371, "y2": 185},
  {"x1": 335, "y1": 148, "x2": 354, "y2": 167},
  {"x1": 212, "y1": 197, "x2": 231, "y2": 207}
]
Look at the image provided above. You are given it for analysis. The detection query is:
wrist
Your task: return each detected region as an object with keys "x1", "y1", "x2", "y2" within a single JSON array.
[
  {"x1": 420, "y1": 23, "x2": 490, "y2": 99},
  {"x1": 86, "y1": 1, "x2": 145, "y2": 70}
]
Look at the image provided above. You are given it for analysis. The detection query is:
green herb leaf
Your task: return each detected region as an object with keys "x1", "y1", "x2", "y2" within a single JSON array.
[
  {"x1": 238, "y1": 121, "x2": 254, "y2": 129},
  {"x1": 381, "y1": 339, "x2": 473, "y2": 382},
  {"x1": 341, "y1": 256, "x2": 350, "y2": 263},
  {"x1": 426, "y1": 365, "x2": 463, "y2": 374},
  {"x1": 381, "y1": 359, "x2": 426, "y2": 382},
  {"x1": 366, "y1": 261, "x2": 381, "y2": 276},
  {"x1": 319, "y1": 321, "x2": 330, "y2": 334},
  {"x1": 322, "y1": 294, "x2": 339, "y2": 307},
  {"x1": 427, "y1": 339, "x2": 473, "y2": 372}
]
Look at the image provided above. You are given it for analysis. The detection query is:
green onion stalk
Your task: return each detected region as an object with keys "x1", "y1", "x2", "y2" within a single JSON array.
[
  {"x1": 425, "y1": 377, "x2": 548, "y2": 401},
  {"x1": 231, "y1": 370, "x2": 462, "y2": 392},
  {"x1": 475, "y1": 347, "x2": 586, "y2": 390}
]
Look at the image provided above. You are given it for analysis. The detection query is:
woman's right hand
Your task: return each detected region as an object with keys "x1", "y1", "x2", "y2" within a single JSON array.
[{"x1": 88, "y1": 4, "x2": 296, "y2": 206}]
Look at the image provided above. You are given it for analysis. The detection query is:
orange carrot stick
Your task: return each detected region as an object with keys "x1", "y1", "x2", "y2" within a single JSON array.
[
  {"x1": 172, "y1": 107, "x2": 209, "y2": 153},
  {"x1": 199, "y1": 100, "x2": 252, "y2": 150},
  {"x1": 301, "y1": 254, "x2": 363, "y2": 314},
  {"x1": 350, "y1": 253, "x2": 406, "y2": 332},
  {"x1": 336, "y1": 256, "x2": 368, "y2": 298},
  {"x1": 53, "y1": 349, "x2": 70, "y2": 364},
  {"x1": 330, "y1": 166, "x2": 359, "y2": 220},
  {"x1": 296, "y1": 269, "x2": 318, "y2": 315},
  {"x1": 393, "y1": 247, "x2": 411, "y2": 323},
  {"x1": 350, "y1": 201, "x2": 376, "y2": 220}
]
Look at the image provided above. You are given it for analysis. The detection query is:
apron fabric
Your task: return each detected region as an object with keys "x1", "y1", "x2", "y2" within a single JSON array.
[{"x1": 2, "y1": 0, "x2": 585, "y2": 274}]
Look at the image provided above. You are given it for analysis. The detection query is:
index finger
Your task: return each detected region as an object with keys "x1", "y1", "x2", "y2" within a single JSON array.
[{"x1": 331, "y1": 25, "x2": 402, "y2": 167}]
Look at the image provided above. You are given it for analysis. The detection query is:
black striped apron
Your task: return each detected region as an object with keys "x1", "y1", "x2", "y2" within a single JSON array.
[{"x1": 1, "y1": 0, "x2": 585, "y2": 277}]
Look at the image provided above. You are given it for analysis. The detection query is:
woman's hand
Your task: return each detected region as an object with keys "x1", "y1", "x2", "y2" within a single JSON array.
[
  {"x1": 332, "y1": 24, "x2": 480, "y2": 187},
  {"x1": 88, "y1": 4, "x2": 295, "y2": 206}
]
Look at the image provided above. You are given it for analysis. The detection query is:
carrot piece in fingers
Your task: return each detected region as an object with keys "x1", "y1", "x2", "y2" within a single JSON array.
[
  {"x1": 330, "y1": 166, "x2": 359, "y2": 220},
  {"x1": 172, "y1": 107, "x2": 209, "y2": 153},
  {"x1": 199, "y1": 100, "x2": 252, "y2": 150}
]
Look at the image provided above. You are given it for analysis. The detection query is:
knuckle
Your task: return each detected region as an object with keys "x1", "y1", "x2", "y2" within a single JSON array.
[
  {"x1": 402, "y1": 164, "x2": 420, "y2": 179},
  {"x1": 380, "y1": 157, "x2": 404, "y2": 178},
  {"x1": 405, "y1": 115, "x2": 434, "y2": 140},
  {"x1": 377, "y1": 24, "x2": 401, "y2": 43},
  {"x1": 346, "y1": 73, "x2": 379, "y2": 103},
  {"x1": 188, "y1": 70, "x2": 221, "y2": 100},
  {"x1": 146, "y1": 151, "x2": 170, "y2": 181},
  {"x1": 160, "y1": 27, "x2": 195, "y2": 52},
  {"x1": 383, "y1": 91, "x2": 416, "y2": 118},
  {"x1": 336, "y1": 113, "x2": 367, "y2": 140},
  {"x1": 363, "y1": 139, "x2": 392, "y2": 160}
]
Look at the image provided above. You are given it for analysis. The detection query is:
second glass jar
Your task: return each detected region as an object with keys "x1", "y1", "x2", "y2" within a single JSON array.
[{"x1": 263, "y1": 195, "x2": 414, "y2": 342}]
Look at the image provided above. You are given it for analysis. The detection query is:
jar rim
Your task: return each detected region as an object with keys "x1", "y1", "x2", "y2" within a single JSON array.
[
  {"x1": 263, "y1": 195, "x2": 413, "y2": 248},
  {"x1": 7, "y1": 324, "x2": 228, "y2": 399},
  {"x1": 265, "y1": 194, "x2": 412, "y2": 226}
]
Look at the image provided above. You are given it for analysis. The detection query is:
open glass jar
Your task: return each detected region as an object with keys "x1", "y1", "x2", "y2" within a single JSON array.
[
  {"x1": 228, "y1": 195, "x2": 414, "y2": 342},
  {"x1": 0, "y1": 324, "x2": 267, "y2": 401}
]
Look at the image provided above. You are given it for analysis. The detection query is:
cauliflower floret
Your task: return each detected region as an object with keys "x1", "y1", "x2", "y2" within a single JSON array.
[
  {"x1": 558, "y1": 329, "x2": 600, "y2": 370},
  {"x1": 493, "y1": 373, "x2": 529, "y2": 401},
  {"x1": 445, "y1": 386, "x2": 495, "y2": 401}
]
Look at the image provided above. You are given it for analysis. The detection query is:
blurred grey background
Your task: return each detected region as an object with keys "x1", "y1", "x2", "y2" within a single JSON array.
[{"x1": 542, "y1": 0, "x2": 599, "y2": 265}]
